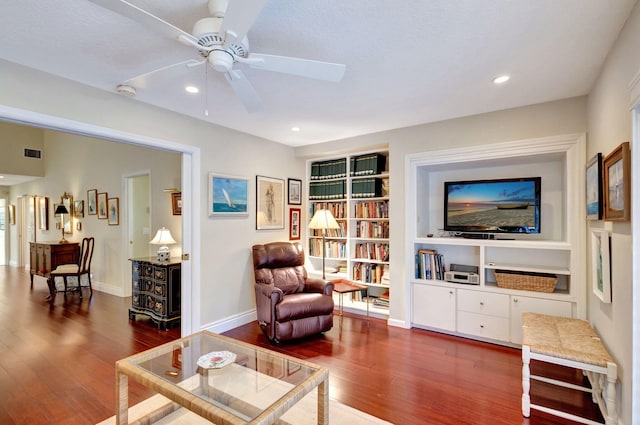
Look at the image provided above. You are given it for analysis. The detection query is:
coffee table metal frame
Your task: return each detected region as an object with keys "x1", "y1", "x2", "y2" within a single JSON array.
[{"x1": 115, "y1": 330, "x2": 329, "y2": 425}]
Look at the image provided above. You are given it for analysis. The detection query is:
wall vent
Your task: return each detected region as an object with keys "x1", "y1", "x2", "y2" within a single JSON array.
[{"x1": 24, "y1": 148, "x2": 42, "y2": 159}]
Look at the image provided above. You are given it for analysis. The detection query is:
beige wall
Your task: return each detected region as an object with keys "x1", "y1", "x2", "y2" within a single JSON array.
[
  {"x1": 0, "y1": 121, "x2": 44, "y2": 177},
  {"x1": 586, "y1": 2, "x2": 640, "y2": 424},
  {"x1": 7, "y1": 126, "x2": 181, "y2": 296}
]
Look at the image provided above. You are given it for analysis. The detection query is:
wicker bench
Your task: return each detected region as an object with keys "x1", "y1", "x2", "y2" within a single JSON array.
[{"x1": 521, "y1": 313, "x2": 618, "y2": 425}]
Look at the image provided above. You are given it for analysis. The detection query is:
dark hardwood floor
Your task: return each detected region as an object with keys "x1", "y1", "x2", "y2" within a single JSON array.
[{"x1": 0, "y1": 265, "x2": 601, "y2": 424}]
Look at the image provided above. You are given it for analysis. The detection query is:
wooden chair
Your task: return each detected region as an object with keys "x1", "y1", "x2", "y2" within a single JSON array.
[{"x1": 47, "y1": 237, "x2": 95, "y2": 300}]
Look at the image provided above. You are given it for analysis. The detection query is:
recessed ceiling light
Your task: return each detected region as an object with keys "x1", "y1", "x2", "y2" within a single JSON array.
[
  {"x1": 493, "y1": 75, "x2": 510, "y2": 84},
  {"x1": 291, "y1": 127, "x2": 300, "y2": 132},
  {"x1": 185, "y1": 85, "x2": 199, "y2": 94}
]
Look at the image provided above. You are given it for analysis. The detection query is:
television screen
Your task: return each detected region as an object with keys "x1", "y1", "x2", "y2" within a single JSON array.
[{"x1": 444, "y1": 177, "x2": 541, "y2": 234}]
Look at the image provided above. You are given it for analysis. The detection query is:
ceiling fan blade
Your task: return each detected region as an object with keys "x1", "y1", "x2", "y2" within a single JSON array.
[
  {"x1": 224, "y1": 70, "x2": 263, "y2": 113},
  {"x1": 248, "y1": 54, "x2": 346, "y2": 82},
  {"x1": 87, "y1": 0, "x2": 198, "y2": 46},
  {"x1": 219, "y1": 0, "x2": 269, "y2": 47},
  {"x1": 125, "y1": 59, "x2": 204, "y2": 88}
]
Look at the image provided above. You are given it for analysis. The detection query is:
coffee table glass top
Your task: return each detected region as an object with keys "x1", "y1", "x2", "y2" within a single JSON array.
[{"x1": 117, "y1": 331, "x2": 328, "y2": 424}]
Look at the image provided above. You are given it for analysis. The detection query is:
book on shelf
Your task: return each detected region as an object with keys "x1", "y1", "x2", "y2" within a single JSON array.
[
  {"x1": 351, "y1": 177, "x2": 383, "y2": 198},
  {"x1": 310, "y1": 158, "x2": 347, "y2": 180},
  {"x1": 415, "y1": 249, "x2": 446, "y2": 280},
  {"x1": 354, "y1": 201, "x2": 389, "y2": 219},
  {"x1": 310, "y1": 201, "x2": 346, "y2": 219},
  {"x1": 351, "y1": 153, "x2": 387, "y2": 176},
  {"x1": 352, "y1": 262, "x2": 386, "y2": 284},
  {"x1": 354, "y1": 242, "x2": 389, "y2": 261},
  {"x1": 309, "y1": 180, "x2": 346, "y2": 200},
  {"x1": 356, "y1": 220, "x2": 389, "y2": 238}
]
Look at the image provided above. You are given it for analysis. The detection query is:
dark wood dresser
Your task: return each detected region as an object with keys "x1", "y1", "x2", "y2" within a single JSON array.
[
  {"x1": 129, "y1": 257, "x2": 181, "y2": 330},
  {"x1": 29, "y1": 241, "x2": 80, "y2": 285}
]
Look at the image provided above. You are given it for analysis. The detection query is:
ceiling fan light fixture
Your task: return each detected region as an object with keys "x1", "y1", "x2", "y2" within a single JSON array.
[
  {"x1": 208, "y1": 50, "x2": 234, "y2": 72},
  {"x1": 116, "y1": 84, "x2": 136, "y2": 97}
]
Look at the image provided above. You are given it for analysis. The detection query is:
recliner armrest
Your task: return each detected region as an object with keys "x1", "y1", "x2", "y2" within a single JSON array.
[
  {"x1": 304, "y1": 277, "x2": 334, "y2": 296},
  {"x1": 255, "y1": 283, "x2": 284, "y2": 303}
]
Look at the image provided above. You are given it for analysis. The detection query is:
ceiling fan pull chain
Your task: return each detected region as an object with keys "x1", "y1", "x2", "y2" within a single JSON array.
[{"x1": 205, "y1": 64, "x2": 210, "y2": 117}]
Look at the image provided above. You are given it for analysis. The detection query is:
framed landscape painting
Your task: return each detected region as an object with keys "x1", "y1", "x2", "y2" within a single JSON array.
[
  {"x1": 603, "y1": 141, "x2": 630, "y2": 221},
  {"x1": 585, "y1": 153, "x2": 602, "y2": 220},
  {"x1": 208, "y1": 173, "x2": 248, "y2": 216}
]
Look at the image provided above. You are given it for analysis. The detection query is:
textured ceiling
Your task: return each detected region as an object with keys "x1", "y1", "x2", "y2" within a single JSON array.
[{"x1": 0, "y1": 0, "x2": 637, "y2": 146}]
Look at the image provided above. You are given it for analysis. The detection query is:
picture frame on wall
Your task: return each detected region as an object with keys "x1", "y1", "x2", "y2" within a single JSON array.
[
  {"x1": 8, "y1": 205, "x2": 15, "y2": 225},
  {"x1": 107, "y1": 197, "x2": 119, "y2": 225},
  {"x1": 208, "y1": 173, "x2": 249, "y2": 216},
  {"x1": 97, "y1": 192, "x2": 108, "y2": 219},
  {"x1": 74, "y1": 200, "x2": 84, "y2": 218},
  {"x1": 171, "y1": 192, "x2": 182, "y2": 215},
  {"x1": 603, "y1": 141, "x2": 630, "y2": 221},
  {"x1": 38, "y1": 196, "x2": 49, "y2": 230},
  {"x1": 585, "y1": 153, "x2": 603, "y2": 220},
  {"x1": 289, "y1": 208, "x2": 301, "y2": 240},
  {"x1": 287, "y1": 178, "x2": 302, "y2": 205},
  {"x1": 87, "y1": 189, "x2": 97, "y2": 215},
  {"x1": 256, "y1": 175, "x2": 284, "y2": 230},
  {"x1": 591, "y1": 229, "x2": 611, "y2": 303}
]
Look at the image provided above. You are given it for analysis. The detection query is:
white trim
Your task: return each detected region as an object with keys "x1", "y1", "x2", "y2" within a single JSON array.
[
  {"x1": 631, "y1": 100, "x2": 640, "y2": 425},
  {"x1": 630, "y1": 70, "x2": 640, "y2": 111},
  {"x1": 0, "y1": 104, "x2": 201, "y2": 337},
  {"x1": 200, "y1": 309, "x2": 257, "y2": 334}
]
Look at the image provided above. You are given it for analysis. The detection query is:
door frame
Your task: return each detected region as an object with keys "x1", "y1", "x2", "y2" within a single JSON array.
[
  {"x1": 123, "y1": 170, "x2": 152, "y2": 297},
  {"x1": 0, "y1": 105, "x2": 201, "y2": 336}
]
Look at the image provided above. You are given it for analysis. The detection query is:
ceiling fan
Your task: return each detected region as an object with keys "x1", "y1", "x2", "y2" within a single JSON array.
[{"x1": 88, "y1": 0, "x2": 346, "y2": 113}]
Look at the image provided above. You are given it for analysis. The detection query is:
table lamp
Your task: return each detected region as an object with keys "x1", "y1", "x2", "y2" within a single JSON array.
[
  {"x1": 308, "y1": 209, "x2": 340, "y2": 279},
  {"x1": 54, "y1": 204, "x2": 69, "y2": 244},
  {"x1": 150, "y1": 227, "x2": 176, "y2": 261}
]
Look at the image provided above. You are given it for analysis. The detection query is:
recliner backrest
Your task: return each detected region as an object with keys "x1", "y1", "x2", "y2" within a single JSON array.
[{"x1": 252, "y1": 242, "x2": 308, "y2": 295}]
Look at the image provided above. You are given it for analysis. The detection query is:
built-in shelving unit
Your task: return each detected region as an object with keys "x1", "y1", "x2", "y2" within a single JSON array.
[
  {"x1": 307, "y1": 150, "x2": 390, "y2": 318},
  {"x1": 406, "y1": 134, "x2": 586, "y2": 346}
]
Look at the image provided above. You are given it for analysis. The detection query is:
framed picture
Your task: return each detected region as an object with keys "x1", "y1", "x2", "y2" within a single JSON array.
[
  {"x1": 289, "y1": 208, "x2": 301, "y2": 240},
  {"x1": 585, "y1": 153, "x2": 603, "y2": 220},
  {"x1": 8, "y1": 204, "x2": 15, "y2": 225},
  {"x1": 87, "y1": 189, "x2": 97, "y2": 215},
  {"x1": 591, "y1": 229, "x2": 611, "y2": 303},
  {"x1": 287, "y1": 178, "x2": 302, "y2": 205},
  {"x1": 256, "y1": 175, "x2": 284, "y2": 230},
  {"x1": 76, "y1": 221, "x2": 82, "y2": 231},
  {"x1": 37, "y1": 196, "x2": 49, "y2": 230},
  {"x1": 603, "y1": 141, "x2": 630, "y2": 221},
  {"x1": 171, "y1": 192, "x2": 182, "y2": 215},
  {"x1": 208, "y1": 173, "x2": 249, "y2": 216},
  {"x1": 74, "y1": 200, "x2": 84, "y2": 218},
  {"x1": 107, "y1": 197, "x2": 119, "y2": 225},
  {"x1": 97, "y1": 192, "x2": 108, "y2": 219}
]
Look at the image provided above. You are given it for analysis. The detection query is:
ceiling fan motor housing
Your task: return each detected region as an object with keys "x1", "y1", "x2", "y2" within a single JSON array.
[{"x1": 193, "y1": 16, "x2": 248, "y2": 63}]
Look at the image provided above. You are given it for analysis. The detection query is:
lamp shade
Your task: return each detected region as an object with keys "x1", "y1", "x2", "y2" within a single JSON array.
[
  {"x1": 308, "y1": 209, "x2": 340, "y2": 230},
  {"x1": 150, "y1": 227, "x2": 176, "y2": 245},
  {"x1": 54, "y1": 204, "x2": 69, "y2": 215}
]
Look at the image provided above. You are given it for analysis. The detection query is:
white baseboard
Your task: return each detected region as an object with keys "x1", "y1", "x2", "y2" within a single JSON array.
[
  {"x1": 387, "y1": 318, "x2": 410, "y2": 329},
  {"x1": 199, "y1": 309, "x2": 257, "y2": 334},
  {"x1": 92, "y1": 281, "x2": 125, "y2": 297}
]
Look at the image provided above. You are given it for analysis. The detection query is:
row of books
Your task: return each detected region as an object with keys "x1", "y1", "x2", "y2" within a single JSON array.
[
  {"x1": 309, "y1": 180, "x2": 346, "y2": 200},
  {"x1": 352, "y1": 177, "x2": 384, "y2": 198},
  {"x1": 350, "y1": 153, "x2": 386, "y2": 176},
  {"x1": 310, "y1": 158, "x2": 347, "y2": 180},
  {"x1": 354, "y1": 242, "x2": 389, "y2": 261},
  {"x1": 310, "y1": 201, "x2": 347, "y2": 219},
  {"x1": 353, "y1": 262, "x2": 388, "y2": 285},
  {"x1": 415, "y1": 249, "x2": 446, "y2": 280},
  {"x1": 309, "y1": 239, "x2": 347, "y2": 258},
  {"x1": 356, "y1": 220, "x2": 389, "y2": 239},
  {"x1": 310, "y1": 221, "x2": 347, "y2": 237},
  {"x1": 354, "y1": 200, "x2": 389, "y2": 218}
]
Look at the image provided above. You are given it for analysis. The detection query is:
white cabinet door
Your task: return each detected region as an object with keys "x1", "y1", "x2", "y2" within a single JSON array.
[
  {"x1": 509, "y1": 295, "x2": 572, "y2": 344},
  {"x1": 412, "y1": 284, "x2": 456, "y2": 332}
]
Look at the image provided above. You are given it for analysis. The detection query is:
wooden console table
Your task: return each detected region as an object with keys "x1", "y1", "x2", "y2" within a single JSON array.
[
  {"x1": 129, "y1": 257, "x2": 181, "y2": 330},
  {"x1": 29, "y1": 241, "x2": 80, "y2": 287}
]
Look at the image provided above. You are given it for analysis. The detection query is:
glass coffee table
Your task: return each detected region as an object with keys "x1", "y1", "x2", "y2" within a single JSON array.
[{"x1": 115, "y1": 330, "x2": 329, "y2": 425}]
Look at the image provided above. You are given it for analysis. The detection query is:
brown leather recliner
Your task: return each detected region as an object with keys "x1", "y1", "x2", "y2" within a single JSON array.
[{"x1": 252, "y1": 242, "x2": 334, "y2": 342}]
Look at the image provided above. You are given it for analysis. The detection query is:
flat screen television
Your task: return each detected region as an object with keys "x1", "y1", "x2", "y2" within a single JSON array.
[{"x1": 443, "y1": 177, "x2": 541, "y2": 234}]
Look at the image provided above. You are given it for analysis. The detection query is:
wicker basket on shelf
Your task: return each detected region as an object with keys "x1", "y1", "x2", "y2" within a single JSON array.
[{"x1": 494, "y1": 269, "x2": 558, "y2": 293}]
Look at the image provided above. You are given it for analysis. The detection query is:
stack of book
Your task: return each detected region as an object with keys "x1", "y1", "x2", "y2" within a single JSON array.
[
  {"x1": 354, "y1": 242, "x2": 389, "y2": 261},
  {"x1": 373, "y1": 291, "x2": 390, "y2": 308},
  {"x1": 354, "y1": 201, "x2": 389, "y2": 218},
  {"x1": 353, "y1": 262, "x2": 386, "y2": 284},
  {"x1": 309, "y1": 180, "x2": 346, "y2": 200},
  {"x1": 415, "y1": 249, "x2": 446, "y2": 280},
  {"x1": 350, "y1": 153, "x2": 386, "y2": 176},
  {"x1": 351, "y1": 177, "x2": 383, "y2": 198},
  {"x1": 310, "y1": 158, "x2": 348, "y2": 180}
]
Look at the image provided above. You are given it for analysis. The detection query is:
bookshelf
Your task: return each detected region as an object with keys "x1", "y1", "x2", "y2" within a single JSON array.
[{"x1": 307, "y1": 150, "x2": 390, "y2": 318}]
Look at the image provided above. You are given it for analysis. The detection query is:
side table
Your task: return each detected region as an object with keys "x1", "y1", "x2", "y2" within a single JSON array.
[{"x1": 332, "y1": 279, "x2": 369, "y2": 318}]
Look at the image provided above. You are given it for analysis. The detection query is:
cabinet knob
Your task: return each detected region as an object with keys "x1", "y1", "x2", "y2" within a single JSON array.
[
  {"x1": 449, "y1": 291, "x2": 454, "y2": 295},
  {"x1": 480, "y1": 325, "x2": 484, "y2": 328},
  {"x1": 479, "y1": 301, "x2": 484, "y2": 306},
  {"x1": 513, "y1": 298, "x2": 518, "y2": 303}
]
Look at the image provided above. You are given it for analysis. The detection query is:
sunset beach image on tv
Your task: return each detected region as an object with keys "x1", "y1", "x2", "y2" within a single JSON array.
[{"x1": 443, "y1": 177, "x2": 541, "y2": 234}]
